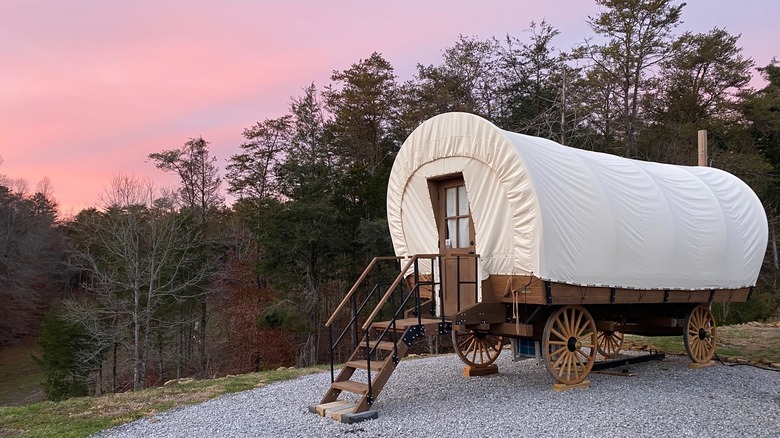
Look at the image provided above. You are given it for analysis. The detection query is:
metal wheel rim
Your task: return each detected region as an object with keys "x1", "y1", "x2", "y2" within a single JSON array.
[
  {"x1": 543, "y1": 305, "x2": 598, "y2": 385},
  {"x1": 452, "y1": 329, "x2": 503, "y2": 367},
  {"x1": 683, "y1": 305, "x2": 717, "y2": 364}
]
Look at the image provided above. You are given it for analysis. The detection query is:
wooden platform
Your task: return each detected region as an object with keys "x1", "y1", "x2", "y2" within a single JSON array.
[
  {"x1": 463, "y1": 364, "x2": 498, "y2": 376},
  {"x1": 552, "y1": 380, "x2": 591, "y2": 392},
  {"x1": 688, "y1": 360, "x2": 716, "y2": 369},
  {"x1": 309, "y1": 400, "x2": 378, "y2": 424}
]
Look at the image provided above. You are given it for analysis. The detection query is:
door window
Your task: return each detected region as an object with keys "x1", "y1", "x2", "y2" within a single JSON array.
[{"x1": 444, "y1": 185, "x2": 470, "y2": 249}]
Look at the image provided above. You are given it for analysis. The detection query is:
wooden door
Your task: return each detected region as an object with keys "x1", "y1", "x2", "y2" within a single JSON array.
[{"x1": 432, "y1": 176, "x2": 478, "y2": 316}]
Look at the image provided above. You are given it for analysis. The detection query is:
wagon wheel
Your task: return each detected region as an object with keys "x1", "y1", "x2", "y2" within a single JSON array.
[
  {"x1": 543, "y1": 305, "x2": 598, "y2": 385},
  {"x1": 452, "y1": 329, "x2": 503, "y2": 368},
  {"x1": 683, "y1": 305, "x2": 717, "y2": 364},
  {"x1": 597, "y1": 325, "x2": 624, "y2": 358}
]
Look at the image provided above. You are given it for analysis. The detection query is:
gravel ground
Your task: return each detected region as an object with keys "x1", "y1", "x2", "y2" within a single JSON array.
[{"x1": 95, "y1": 352, "x2": 780, "y2": 438}]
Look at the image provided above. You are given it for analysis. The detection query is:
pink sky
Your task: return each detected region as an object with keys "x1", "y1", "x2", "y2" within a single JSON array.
[{"x1": 1, "y1": 0, "x2": 778, "y2": 216}]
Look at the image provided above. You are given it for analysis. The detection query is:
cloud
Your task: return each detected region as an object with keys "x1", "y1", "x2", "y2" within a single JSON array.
[{"x1": 1, "y1": 0, "x2": 778, "y2": 212}]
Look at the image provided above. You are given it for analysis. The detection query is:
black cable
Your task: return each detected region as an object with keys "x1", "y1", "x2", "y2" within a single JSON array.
[{"x1": 713, "y1": 351, "x2": 780, "y2": 372}]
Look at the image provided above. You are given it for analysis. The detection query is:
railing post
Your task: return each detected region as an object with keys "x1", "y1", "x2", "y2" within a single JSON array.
[
  {"x1": 456, "y1": 255, "x2": 462, "y2": 312},
  {"x1": 438, "y1": 255, "x2": 444, "y2": 322},
  {"x1": 374, "y1": 262, "x2": 381, "y2": 322},
  {"x1": 474, "y1": 255, "x2": 479, "y2": 304},
  {"x1": 350, "y1": 293, "x2": 358, "y2": 350},
  {"x1": 365, "y1": 329, "x2": 373, "y2": 405},
  {"x1": 414, "y1": 258, "x2": 421, "y2": 325},
  {"x1": 429, "y1": 256, "x2": 436, "y2": 317},
  {"x1": 329, "y1": 325, "x2": 334, "y2": 383}
]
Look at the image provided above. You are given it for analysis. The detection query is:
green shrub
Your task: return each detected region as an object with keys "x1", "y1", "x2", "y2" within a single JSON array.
[
  {"x1": 712, "y1": 291, "x2": 775, "y2": 325},
  {"x1": 33, "y1": 306, "x2": 93, "y2": 400}
]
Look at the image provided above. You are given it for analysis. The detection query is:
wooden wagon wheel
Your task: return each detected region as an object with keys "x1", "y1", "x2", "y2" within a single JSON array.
[
  {"x1": 683, "y1": 304, "x2": 717, "y2": 364},
  {"x1": 452, "y1": 329, "x2": 503, "y2": 368},
  {"x1": 597, "y1": 325, "x2": 624, "y2": 358},
  {"x1": 543, "y1": 305, "x2": 598, "y2": 385}
]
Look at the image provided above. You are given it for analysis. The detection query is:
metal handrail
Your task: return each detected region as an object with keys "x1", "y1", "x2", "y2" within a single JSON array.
[
  {"x1": 359, "y1": 254, "x2": 442, "y2": 331},
  {"x1": 326, "y1": 253, "x2": 478, "y2": 388},
  {"x1": 325, "y1": 256, "x2": 402, "y2": 328}
]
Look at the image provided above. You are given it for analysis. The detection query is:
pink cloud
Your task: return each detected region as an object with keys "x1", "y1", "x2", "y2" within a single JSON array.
[{"x1": 1, "y1": 1, "x2": 778, "y2": 213}]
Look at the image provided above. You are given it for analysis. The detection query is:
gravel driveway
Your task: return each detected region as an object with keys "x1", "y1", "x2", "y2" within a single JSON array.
[{"x1": 95, "y1": 352, "x2": 780, "y2": 437}]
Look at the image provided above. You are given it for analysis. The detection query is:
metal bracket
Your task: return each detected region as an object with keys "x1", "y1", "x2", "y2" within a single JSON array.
[
  {"x1": 663, "y1": 289, "x2": 670, "y2": 303},
  {"x1": 402, "y1": 324, "x2": 425, "y2": 346},
  {"x1": 708, "y1": 289, "x2": 716, "y2": 303},
  {"x1": 544, "y1": 281, "x2": 552, "y2": 304},
  {"x1": 438, "y1": 322, "x2": 452, "y2": 335},
  {"x1": 610, "y1": 287, "x2": 616, "y2": 304}
]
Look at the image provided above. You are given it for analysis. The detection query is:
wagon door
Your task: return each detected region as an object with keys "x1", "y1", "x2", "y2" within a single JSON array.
[{"x1": 431, "y1": 176, "x2": 479, "y2": 316}]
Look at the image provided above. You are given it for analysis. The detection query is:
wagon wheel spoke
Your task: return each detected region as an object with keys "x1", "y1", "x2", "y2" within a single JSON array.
[
  {"x1": 543, "y1": 306, "x2": 597, "y2": 385},
  {"x1": 550, "y1": 327, "x2": 567, "y2": 342},
  {"x1": 597, "y1": 321, "x2": 625, "y2": 358},
  {"x1": 452, "y1": 329, "x2": 503, "y2": 368},
  {"x1": 683, "y1": 305, "x2": 717, "y2": 364}
]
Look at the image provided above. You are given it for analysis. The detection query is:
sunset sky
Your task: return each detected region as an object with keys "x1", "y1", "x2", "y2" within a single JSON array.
[{"x1": 1, "y1": 0, "x2": 779, "y2": 216}]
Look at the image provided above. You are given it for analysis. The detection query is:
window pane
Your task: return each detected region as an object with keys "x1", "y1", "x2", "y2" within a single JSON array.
[
  {"x1": 458, "y1": 218, "x2": 469, "y2": 248},
  {"x1": 458, "y1": 186, "x2": 468, "y2": 215},
  {"x1": 447, "y1": 219, "x2": 457, "y2": 248},
  {"x1": 446, "y1": 188, "x2": 456, "y2": 217}
]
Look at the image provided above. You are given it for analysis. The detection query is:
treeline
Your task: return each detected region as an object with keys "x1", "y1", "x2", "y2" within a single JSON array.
[{"x1": 1, "y1": 0, "x2": 778, "y2": 400}]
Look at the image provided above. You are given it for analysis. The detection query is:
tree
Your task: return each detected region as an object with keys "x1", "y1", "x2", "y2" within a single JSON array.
[
  {"x1": 583, "y1": 0, "x2": 685, "y2": 156},
  {"x1": 34, "y1": 306, "x2": 98, "y2": 400},
  {"x1": 742, "y1": 60, "x2": 780, "y2": 172},
  {"x1": 67, "y1": 175, "x2": 212, "y2": 390},
  {"x1": 226, "y1": 116, "x2": 291, "y2": 201},
  {"x1": 324, "y1": 53, "x2": 400, "y2": 173},
  {"x1": 149, "y1": 138, "x2": 224, "y2": 377},
  {"x1": 637, "y1": 28, "x2": 754, "y2": 163},
  {"x1": 148, "y1": 137, "x2": 223, "y2": 219},
  {"x1": 740, "y1": 59, "x2": 780, "y2": 287},
  {"x1": 496, "y1": 22, "x2": 577, "y2": 141},
  {"x1": 409, "y1": 36, "x2": 501, "y2": 123},
  {"x1": 0, "y1": 184, "x2": 63, "y2": 350}
]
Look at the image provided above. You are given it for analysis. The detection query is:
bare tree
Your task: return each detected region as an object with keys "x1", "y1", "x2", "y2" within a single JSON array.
[{"x1": 68, "y1": 176, "x2": 212, "y2": 390}]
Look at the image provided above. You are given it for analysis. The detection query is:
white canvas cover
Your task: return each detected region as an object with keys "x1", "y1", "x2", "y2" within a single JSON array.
[{"x1": 387, "y1": 112, "x2": 768, "y2": 290}]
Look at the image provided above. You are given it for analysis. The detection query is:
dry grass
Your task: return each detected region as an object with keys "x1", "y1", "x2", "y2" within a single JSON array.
[{"x1": 625, "y1": 321, "x2": 780, "y2": 363}]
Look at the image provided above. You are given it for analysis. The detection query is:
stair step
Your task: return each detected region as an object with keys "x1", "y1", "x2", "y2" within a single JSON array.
[
  {"x1": 331, "y1": 380, "x2": 369, "y2": 395},
  {"x1": 312, "y1": 400, "x2": 358, "y2": 422},
  {"x1": 373, "y1": 318, "x2": 441, "y2": 331},
  {"x1": 345, "y1": 360, "x2": 386, "y2": 371},
  {"x1": 363, "y1": 341, "x2": 398, "y2": 351}
]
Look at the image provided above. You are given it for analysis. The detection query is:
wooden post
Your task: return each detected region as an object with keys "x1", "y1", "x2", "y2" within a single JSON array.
[{"x1": 698, "y1": 130, "x2": 708, "y2": 166}]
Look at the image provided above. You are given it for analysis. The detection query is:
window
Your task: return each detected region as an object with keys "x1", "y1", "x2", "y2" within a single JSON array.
[{"x1": 444, "y1": 184, "x2": 470, "y2": 249}]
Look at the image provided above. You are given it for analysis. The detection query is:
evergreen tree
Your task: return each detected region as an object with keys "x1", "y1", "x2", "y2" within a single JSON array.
[{"x1": 35, "y1": 306, "x2": 97, "y2": 400}]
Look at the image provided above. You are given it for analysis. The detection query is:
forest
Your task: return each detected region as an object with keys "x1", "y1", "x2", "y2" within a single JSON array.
[{"x1": 1, "y1": 0, "x2": 779, "y2": 400}]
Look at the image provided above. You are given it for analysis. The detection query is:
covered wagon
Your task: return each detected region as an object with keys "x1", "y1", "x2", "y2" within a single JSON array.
[{"x1": 314, "y1": 112, "x2": 767, "y2": 421}]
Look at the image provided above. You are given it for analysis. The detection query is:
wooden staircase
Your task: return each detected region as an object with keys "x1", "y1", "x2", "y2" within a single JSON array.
[
  {"x1": 312, "y1": 255, "x2": 448, "y2": 423},
  {"x1": 313, "y1": 317, "x2": 443, "y2": 422}
]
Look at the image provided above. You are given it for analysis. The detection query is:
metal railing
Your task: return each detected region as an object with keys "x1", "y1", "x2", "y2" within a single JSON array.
[
  {"x1": 324, "y1": 255, "x2": 441, "y2": 383},
  {"x1": 324, "y1": 253, "x2": 480, "y2": 403}
]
